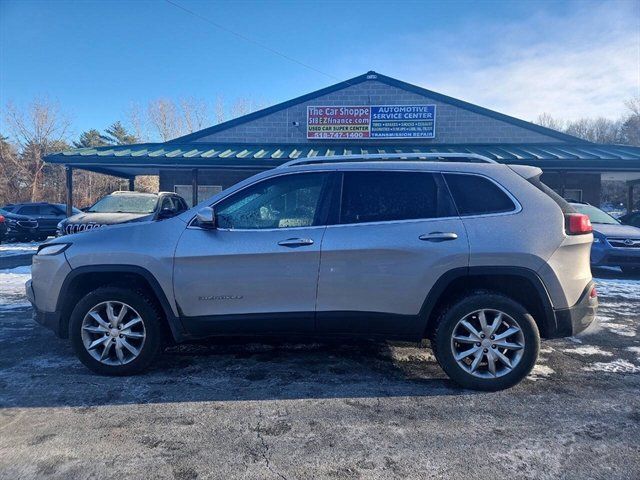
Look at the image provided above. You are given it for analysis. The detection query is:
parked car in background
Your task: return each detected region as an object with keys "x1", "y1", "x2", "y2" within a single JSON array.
[
  {"x1": 0, "y1": 208, "x2": 39, "y2": 242},
  {"x1": 2, "y1": 203, "x2": 82, "y2": 241},
  {"x1": 619, "y1": 211, "x2": 640, "y2": 228},
  {"x1": 29, "y1": 154, "x2": 597, "y2": 391},
  {"x1": 0, "y1": 212, "x2": 7, "y2": 243},
  {"x1": 570, "y1": 202, "x2": 640, "y2": 275},
  {"x1": 57, "y1": 191, "x2": 188, "y2": 236}
]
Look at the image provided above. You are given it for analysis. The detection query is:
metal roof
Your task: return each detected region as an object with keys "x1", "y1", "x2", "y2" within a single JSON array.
[
  {"x1": 168, "y1": 71, "x2": 585, "y2": 144},
  {"x1": 45, "y1": 142, "x2": 640, "y2": 178}
]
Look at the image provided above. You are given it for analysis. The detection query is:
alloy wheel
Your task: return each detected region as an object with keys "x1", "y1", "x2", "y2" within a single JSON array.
[
  {"x1": 450, "y1": 309, "x2": 525, "y2": 379},
  {"x1": 80, "y1": 301, "x2": 146, "y2": 366}
]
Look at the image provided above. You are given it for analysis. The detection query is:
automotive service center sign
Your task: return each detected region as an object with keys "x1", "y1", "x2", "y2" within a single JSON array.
[{"x1": 307, "y1": 105, "x2": 436, "y2": 139}]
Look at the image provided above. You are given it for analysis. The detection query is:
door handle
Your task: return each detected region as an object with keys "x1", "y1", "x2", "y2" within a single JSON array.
[
  {"x1": 419, "y1": 232, "x2": 458, "y2": 242},
  {"x1": 278, "y1": 238, "x2": 314, "y2": 247}
]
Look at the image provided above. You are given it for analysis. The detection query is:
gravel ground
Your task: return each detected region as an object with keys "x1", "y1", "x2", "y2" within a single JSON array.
[{"x1": 0, "y1": 268, "x2": 639, "y2": 479}]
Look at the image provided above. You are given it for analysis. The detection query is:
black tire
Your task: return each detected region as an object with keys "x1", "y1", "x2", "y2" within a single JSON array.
[
  {"x1": 69, "y1": 286, "x2": 164, "y2": 375},
  {"x1": 432, "y1": 291, "x2": 540, "y2": 391}
]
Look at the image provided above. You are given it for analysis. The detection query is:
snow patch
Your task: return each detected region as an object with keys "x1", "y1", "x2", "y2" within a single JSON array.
[
  {"x1": 527, "y1": 364, "x2": 555, "y2": 381},
  {"x1": 0, "y1": 266, "x2": 32, "y2": 309},
  {"x1": 0, "y1": 241, "x2": 40, "y2": 257},
  {"x1": 601, "y1": 322, "x2": 636, "y2": 338},
  {"x1": 584, "y1": 359, "x2": 640, "y2": 374},
  {"x1": 595, "y1": 277, "x2": 640, "y2": 298},
  {"x1": 627, "y1": 346, "x2": 640, "y2": 360},
  {"x1": 562, "y1": 346, "x2": 613, "y2": 357}
]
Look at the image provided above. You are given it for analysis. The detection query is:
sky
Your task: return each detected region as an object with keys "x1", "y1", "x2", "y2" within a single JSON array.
[{"x1": 1, "y1": 0, "x2": 639, "y2": 141}]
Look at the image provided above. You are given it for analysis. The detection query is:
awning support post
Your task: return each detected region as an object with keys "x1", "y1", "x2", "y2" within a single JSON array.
[
  {"x1": 192, "y1": 168, "x2": 199, "y2": 206},
  {"x1": 559, "y1": 170, "x2": 566, "y2": 198},
  {"x1": 65, "y1": 166, "x2": 73, "y2": 217},
  {"x1": 128, "y1": 177, "x2": 135, "y2": 191}
]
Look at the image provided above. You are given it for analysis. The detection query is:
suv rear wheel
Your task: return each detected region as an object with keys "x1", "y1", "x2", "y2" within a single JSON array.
[
  {"x1": 69, "y1": 287, "x2": 164, "y2": 375},
  {"x1": 432, "y1": 292, "x2": 540, "y2": 391}
]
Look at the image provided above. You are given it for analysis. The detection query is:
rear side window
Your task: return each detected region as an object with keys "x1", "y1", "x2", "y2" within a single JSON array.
[
  {"x1": 340, "y1": 171, "x2": 453, "y2": 224},
  {"x1": 444, "y1": 174, "x2": 516, "y2": 216},
  {"x1": 526, "y1": 174, "x2": 576, "y2": 214}
]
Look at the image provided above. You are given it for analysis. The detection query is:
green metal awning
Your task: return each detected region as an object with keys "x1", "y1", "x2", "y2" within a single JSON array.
[{"x1": 45, "y1": 142, "x2": 640, "y2": 178}]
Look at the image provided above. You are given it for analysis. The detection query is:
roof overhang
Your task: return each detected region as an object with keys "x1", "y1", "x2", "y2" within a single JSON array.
[{"x1": 45, "y1": 142, "x2": 640, "y2": 178}]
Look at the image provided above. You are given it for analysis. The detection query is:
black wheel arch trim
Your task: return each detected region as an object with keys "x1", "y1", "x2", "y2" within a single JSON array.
[
  {"x1": 56, "y1": 265, "x2": 186, "y2": 341},
  {"x1": 418, "y1": 266, "x2": 558, "y2": 339}
]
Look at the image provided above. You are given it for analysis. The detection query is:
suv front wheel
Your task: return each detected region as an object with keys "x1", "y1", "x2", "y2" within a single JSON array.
[
  {"x1": 69, "y1": 287, "x2": 164, "y2": 375},
  {"x1": 432, "y1": 292, "x2": 540, "y2": 391}
]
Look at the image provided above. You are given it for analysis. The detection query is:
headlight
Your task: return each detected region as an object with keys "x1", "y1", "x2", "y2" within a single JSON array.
[
  {"x1": 5, "y1": 218, "x2": 17, "y2": 226},
  {"x1": 57, "y1": 220, "x2": 64, "y2": 229},
  {"x1": 37, "y1": 243, "x2": 71, "y2": 256}
]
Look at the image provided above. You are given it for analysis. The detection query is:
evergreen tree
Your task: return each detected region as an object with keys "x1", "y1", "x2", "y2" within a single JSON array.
[
  {"x1": 104, "y1": 121, "x2": 138, "y2": 145},
  {"x1": 74, "y1": 129, "x2": 110, "y2": 148}
]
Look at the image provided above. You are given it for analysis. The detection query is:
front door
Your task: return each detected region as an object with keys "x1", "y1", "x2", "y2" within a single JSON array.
[
  {"x1": 173, "y1": 171, "x2": 332, "y2": 335},
  {"x1": 316, "y1": 170, "x2": 469, "y2": 338}
]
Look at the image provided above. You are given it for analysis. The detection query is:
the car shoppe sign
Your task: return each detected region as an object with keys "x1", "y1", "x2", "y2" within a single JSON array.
[{"x1": 307, "y1": 105, "x2": 436, "y2": 139}]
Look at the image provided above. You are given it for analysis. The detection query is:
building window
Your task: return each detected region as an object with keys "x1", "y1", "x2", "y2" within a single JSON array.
[
  {"x1": 562, "y1": 189, "x2": 583, "y2": 203},
  {"x1": 174, "y1": 185, "x2": 223, "y2": 207}
]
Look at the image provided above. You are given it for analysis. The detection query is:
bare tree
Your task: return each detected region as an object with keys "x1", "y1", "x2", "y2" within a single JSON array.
[
  {"x1": 622, "y1": 97, "x2": 640, "y2": 146},
  {"x1": 3, "y1": 98, "x2": 71, "y2": 201},
  {"x1": 180, "y1": 97, "x2": 210, "y2": 133},
  {"x1": 147, "y1": 98, "x2": 184, "y2": 141},
  {"x1": 214, "y1": 96, "x2": 226, "y2": 124},
  {"x1": 126, "y1": 102, "x2": 148, "y2": 142},
  {"x1": 535, "y1": 113, "x2": 565, "y2": 131}
]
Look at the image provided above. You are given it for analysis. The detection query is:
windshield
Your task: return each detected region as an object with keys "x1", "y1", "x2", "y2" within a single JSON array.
[
  {"x1": 571, "y1": 203, "x2": 620, "y2": 225},
  {"x1": 87, "y1": 195, "x2": 158, "y2": 214}
]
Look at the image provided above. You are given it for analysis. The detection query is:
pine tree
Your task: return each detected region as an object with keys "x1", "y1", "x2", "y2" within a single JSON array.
[
  {"x1": 74, "y1": 129, "x2": 111, "y2": 148},
  {"x1": 104, "y1": 121, "x2": 138, "y2": 145}
]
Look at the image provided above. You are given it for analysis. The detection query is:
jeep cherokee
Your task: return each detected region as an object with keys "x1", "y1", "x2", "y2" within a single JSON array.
[{"x1": 27, "y1": 153, "x2": 597, "y2": 391}]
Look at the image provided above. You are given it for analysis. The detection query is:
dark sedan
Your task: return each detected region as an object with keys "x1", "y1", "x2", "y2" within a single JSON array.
[
  {"x1": 2, "y1": 203, "x2": 82, "y2": 240},
  {"x1": 0, "y1": 208, "x2": 39, "y2": 243}
]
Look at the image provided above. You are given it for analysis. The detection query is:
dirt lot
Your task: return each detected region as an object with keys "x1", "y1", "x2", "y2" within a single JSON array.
[{"x1": 0, "y1": 268, "x2": 639, "y2": 480}]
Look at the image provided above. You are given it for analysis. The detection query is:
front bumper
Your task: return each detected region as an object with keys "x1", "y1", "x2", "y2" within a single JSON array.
[
  {"x1": 591, "y1": 242, "x2": 640, "y2": 268},
  {"x1": 26, "y1": 279, "x2": 64, "y2": 337},
  {"x1": 550, "y1": 281, "x2": 597, "y2": 338}
]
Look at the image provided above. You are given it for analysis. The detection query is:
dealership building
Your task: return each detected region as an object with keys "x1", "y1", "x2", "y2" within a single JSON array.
[{"x1": 47, "y1": 71, "x2": 640, "y2": 211}]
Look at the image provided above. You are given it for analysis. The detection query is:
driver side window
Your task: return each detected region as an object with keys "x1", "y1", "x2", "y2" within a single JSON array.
[{"x1": 215, "y1": 173, "x2": 328, "y2": 230}]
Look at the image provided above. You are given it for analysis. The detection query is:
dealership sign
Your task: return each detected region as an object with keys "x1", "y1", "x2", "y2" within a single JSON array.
[{"x1": 307, "y1": 105, "x2": 436, "y2": 139}]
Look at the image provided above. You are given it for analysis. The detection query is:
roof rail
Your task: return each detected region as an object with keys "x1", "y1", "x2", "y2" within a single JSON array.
[{"x1": 277, "y1": 152, "x2": 497, "y2": 168}]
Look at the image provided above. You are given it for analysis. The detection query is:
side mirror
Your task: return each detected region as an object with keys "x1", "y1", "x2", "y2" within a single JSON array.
[{"x1": 196, "y1": 206, "x2": 216, "y2": 229}]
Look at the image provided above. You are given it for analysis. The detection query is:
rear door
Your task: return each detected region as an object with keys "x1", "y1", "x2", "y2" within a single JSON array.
[{"x1": 316, "y1": 170, "x2": 469, "y2": 337}]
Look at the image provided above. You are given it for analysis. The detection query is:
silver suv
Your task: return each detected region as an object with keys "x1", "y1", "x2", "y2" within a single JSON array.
[{"x1": 27, "y1": 154, "x2": 597, "y2": 391}]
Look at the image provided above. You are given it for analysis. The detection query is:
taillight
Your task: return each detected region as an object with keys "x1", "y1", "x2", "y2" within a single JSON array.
[
  {"x1": 589, "y1": 285, "x2": 598, "y2": 298},
  {"x1": 565, "y1": 213, "x2": 592, "y2": 235},
  {"x1": 0, "y1": 215, "x2": 4, "y2": 223}
]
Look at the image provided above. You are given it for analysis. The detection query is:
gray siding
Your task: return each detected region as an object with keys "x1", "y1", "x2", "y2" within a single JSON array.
[{"x1": 196, "y1": 80, "x2": 561, "y2": 144}]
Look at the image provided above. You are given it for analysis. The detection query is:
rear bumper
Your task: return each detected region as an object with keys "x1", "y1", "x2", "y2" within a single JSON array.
[{"x1": 549, "y1": 281, "x2": 597, "y2": 338}]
